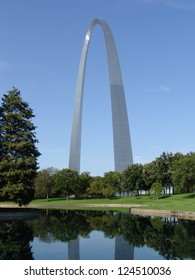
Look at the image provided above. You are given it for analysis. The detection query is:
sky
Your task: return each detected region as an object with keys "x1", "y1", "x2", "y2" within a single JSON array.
[{"x1": 0, "y1": 0, "x2": 195, "y2": 175}]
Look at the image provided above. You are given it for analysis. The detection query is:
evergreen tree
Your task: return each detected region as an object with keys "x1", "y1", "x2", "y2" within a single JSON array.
[{"x1": 0, "y1": 88, "x2": 41, "y2": 206}]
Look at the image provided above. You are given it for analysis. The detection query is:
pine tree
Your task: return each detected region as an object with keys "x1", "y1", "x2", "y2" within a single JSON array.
[{"x1": 0, "y1": 88, "x2": 41, "y2": 206}]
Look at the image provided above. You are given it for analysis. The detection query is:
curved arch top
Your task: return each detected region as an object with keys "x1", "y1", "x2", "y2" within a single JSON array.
[{"x1": 69, "y1": 19, "x2": 133, "y2": 173}]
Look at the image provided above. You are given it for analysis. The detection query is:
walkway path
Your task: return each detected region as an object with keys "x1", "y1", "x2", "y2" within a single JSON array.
[{"x1": 0, "y1": 203, "x2": 144, "y2": 209}]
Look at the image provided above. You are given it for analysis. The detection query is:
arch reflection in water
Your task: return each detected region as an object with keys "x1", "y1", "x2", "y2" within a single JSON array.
[
  {"x1": 115, "y1": 236, "x2": 134, "y2": 260},
  {"x1": 68, "y1": 235, "x2": 134, "y2": 260},
  {"x1": 68, "y1": 237, "x2": 80, "y2": 260}
]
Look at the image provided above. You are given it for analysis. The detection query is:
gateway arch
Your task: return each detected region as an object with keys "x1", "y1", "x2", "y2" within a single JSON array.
[{"x1": 69, "y1": 19, "x2": 133, "y2": 172}]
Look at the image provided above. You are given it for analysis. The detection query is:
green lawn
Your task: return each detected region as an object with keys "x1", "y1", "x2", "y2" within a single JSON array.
[{"x1": 30, "y1": 193, "x2": 195, "y2": 212}]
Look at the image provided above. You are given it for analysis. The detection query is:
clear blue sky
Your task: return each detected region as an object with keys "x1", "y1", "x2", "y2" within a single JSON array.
[{"x1": 0, "y1": 0, "x2": 195, "y2": 175}]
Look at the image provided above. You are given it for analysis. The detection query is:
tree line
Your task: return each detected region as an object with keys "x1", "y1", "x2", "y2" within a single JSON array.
[
  {"x1": 34, "y1": 151, "x2": 195, "y2": 200},
  {"x1": 0, "y1": 88, "x2": 195, "y2": 205}
]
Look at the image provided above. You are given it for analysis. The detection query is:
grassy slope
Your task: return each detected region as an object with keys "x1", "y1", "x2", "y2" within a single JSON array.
[{"x1": 31, "y1": 193, "x2": 195, "y2": 212}]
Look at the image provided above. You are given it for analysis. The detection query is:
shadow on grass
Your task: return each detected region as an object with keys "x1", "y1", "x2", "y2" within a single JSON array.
[
  {"x1": 147, "y1": 195, "x2": 171, "y2": 200},
  {"x1": 183, "y1": 193, "x2": 195, "y2": 199},
  {"x1": 38, "y1": 198, "x2": 67, "y2": 203},
  {"x1": 41, "y1": 196, "x2": 122, "y2": 203},
  {"x1": 159, "y1": 195, "x2": 171, "y2": 200},
  {"x1": 73, "y1": 196, "x2": 121, "y2": 201}
]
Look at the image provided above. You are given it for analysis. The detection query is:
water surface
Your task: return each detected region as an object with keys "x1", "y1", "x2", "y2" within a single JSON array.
[{"x1": 0, "y1": 209, "x2": 194, "y2": 260}]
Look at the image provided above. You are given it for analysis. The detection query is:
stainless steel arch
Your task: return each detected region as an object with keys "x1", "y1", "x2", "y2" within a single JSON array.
[{"x1": 69, "y1": 19, "x2": 133, "y2": 172}]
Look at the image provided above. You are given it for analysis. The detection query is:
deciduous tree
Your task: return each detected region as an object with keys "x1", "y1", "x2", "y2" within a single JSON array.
[
  {"x1": 54, "y1": 168, "x2": 79, "y2": 198},
  {"x1": 121, "y1": 164, "x2": 145, "y2": 195},
  {"x1": 34, "y1": 167, "x2": 58, "y2": 200},
  {"x1": 171, "y1": 153, "x2": 195, "y2": 193}
]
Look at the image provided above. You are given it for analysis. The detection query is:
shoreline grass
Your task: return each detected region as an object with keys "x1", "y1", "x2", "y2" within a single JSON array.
[
  {"x1": 0, "y1": 193, "x2": 194, "y2": 212},
  {"x1": 29, "y1": 193, "x2": 195, "y2": 212}
]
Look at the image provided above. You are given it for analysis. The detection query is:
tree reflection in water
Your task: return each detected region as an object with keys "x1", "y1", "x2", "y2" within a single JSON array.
[
  {"x1": 0, "y1": 220, "x2": 34, "y2": 260},
  {"x1": 0, "y1": 209, "x2": 195, "y2": 260}
]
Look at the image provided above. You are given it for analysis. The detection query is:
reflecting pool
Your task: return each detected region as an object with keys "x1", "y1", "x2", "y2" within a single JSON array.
[{"x1": 0, "y1": 209, "x2": 195, "y2": 260}]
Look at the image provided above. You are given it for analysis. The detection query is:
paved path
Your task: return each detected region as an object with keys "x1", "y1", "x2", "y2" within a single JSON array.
[{"x1": 0, "y1": 203, "x2": 145, "y2": 209}]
